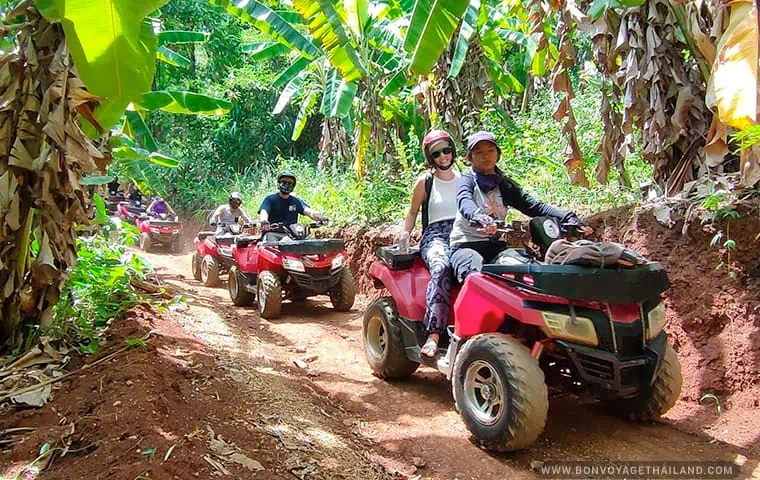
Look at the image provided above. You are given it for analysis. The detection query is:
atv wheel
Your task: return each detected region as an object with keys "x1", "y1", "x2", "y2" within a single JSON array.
[
  {"x1": 257, "y1": 270, "x2": 282, "y2": 319},
  {"x1": 191, "y1": 252, "x2": 202, "y2": 281},
  {"x1": 329, "y1": 268, "x2": 355, "y2": 312},
  {"x1": 362, "y1": 297, "x2": 418, "y2": 379},
  {"x1": 606, "y1": 341, "x2": 682, "y2": 421},
  {"x1": 171, "y1": 237, "x2": 182, "y2": 254},
  {"x1": 228, "y1": 266, "x2": 255, "y2": 306},
  {"x1": 139, "y1": 233, "x2": 152, "y2": 252},
  {"x1": 452, "y1": 334, "x2": 548, "y2": 452},
  {"x1": 200, "y1": 255, "x2": 220, "y2": 287}
]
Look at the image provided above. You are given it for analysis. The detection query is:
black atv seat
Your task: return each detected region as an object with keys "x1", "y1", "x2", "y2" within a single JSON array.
[
  {"x1": 235, "y1": 235, "x2": 260, "y2": 248},
  {"x1": 216, "y1": 236, "x2": 236, "y2": 246},
  {"x1": 261, "y1": 238, "x2": 344, "y2": 255},
  {"x1": 125, "y1": 205, "x2": 145, "y2": 214},
  {"x1": 482, "y1": 261, "x2": 669, "y2": 303},
  {"x1": 377, "y1": 245, "x2": 421, "y2": 270},
  {"x1": 197, "y1": 231, "x2": 214, "y2": 240}
]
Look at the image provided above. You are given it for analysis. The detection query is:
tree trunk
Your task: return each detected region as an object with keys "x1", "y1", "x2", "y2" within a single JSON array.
[{"x1": 0, "y1": 5, "x2": 104, "y2": 349}]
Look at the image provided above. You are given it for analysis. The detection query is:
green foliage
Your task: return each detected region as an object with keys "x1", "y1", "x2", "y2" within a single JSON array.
[
  {"x1": 36, "y1": 0, "x2": 168, "y2": 131},
  {"x1": 404, "y1": 0, "x2": 469, "y2": 74},
  {"x1": 481, "y1": 86, "x2": 652, "y2": 217},
  {"x1": 733, "y1": 124, "x2": 760, "y2": 151},
  {"x1": 702, "y1": 190, "x2": 740, "y2": 279},
  {"x1": 47, "y1": 232, "x2": 149, "y2": 351}
]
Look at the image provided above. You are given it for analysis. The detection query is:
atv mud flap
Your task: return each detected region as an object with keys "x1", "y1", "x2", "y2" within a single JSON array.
[{"x1": 556, "y1": 332, "x2": 667, "y2": 398}]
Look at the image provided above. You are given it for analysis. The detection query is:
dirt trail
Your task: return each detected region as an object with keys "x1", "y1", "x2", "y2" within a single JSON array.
[{"x1": 137, "y1": 249, "x2": 758, "y2": 479}]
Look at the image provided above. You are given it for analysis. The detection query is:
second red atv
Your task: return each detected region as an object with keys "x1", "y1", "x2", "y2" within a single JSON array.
[
  {"x1": 135, "y1": 212, "x2": 183, "y2": 253},
  {"x1": 228, "y1": 221, "x2": 355, "y2": 319},
  {"x1": 191, "y1": 222, "x2": 248, "y2": 287},
  {"x1": 363, "y1": 217, "x2": 682, "y2": 452}
]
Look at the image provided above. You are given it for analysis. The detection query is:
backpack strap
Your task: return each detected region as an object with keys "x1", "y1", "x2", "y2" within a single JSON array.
[{"x1": 421, "y1": 172, "x2": 434, "y2": 232}]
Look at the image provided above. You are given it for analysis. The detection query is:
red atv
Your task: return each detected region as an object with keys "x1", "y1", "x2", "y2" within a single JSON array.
[
  {"x1": 135, "y1": 212, "x2": 183, "y2": 253},
  {"x1": 228, "y1": 221, "x2": 355, "y2": 319},
  {"x1": 117, "y1": 202, "x2": 145, "y2": 225},
  {"x1": 363, "y1": 218, "x2": 682, "y2": 452},
  {"x1": 191, "y1": 222, "x2": 248, "y2": 287},
  {"x1": 105, "y1": 194, "x2": 125, "y2": 215}
]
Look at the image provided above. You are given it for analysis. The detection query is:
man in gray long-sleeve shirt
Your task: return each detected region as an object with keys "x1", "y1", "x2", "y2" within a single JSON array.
[{"x1": 449, "y1": 131, "x2": 586, "y2": 283}]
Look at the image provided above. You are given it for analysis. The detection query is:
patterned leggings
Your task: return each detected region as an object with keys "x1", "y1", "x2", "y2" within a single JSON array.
[{"x1": 420, "y1": 220, "x2": 454, "y2": 335}]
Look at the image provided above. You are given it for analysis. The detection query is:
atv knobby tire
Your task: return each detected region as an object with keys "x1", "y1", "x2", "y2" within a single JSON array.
[
  {"x1": 606, "y1": 341, "x2": 682, "y2": 421},
  {"x1": 362, "y1": 297, "x2": 418, "y2": 379},
  {"x1": 201, "y1": 254, "x2": 220, "y2": 287},
  {"x1": 191, "y1": 252, "x2": 202, "y2": 281},
  {"x1": 257, "y1": 270, "x2": 282, "y2": 319},
  {"x1": 229, "y1": 266, "x2": 255, "y2": 306},
  {"x1": 452, "y1": 333, "x2": 548, "y2": 452},
  {"x1": 329, "y1": 268, "x2": 356, "y2": 312},
  {"x1": 139, "y1": 233, "x2": 152, "y2": 252},
  {"x1": 171, "y1": 237, "x2": 182, "y2": 254}
]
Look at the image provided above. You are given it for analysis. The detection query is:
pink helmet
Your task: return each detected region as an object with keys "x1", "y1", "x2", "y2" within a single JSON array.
[{"x1": 422, "y1": 129, "x2": 456, "y2": 166}]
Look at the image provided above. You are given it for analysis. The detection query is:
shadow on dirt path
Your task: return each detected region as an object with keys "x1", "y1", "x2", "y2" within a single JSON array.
[{"x1": 142, "y1": 250, "x2": 760, "y2": 479}]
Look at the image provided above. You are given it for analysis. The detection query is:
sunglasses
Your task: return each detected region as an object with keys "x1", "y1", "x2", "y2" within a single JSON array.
[{"x1": 430, "y1": 147, "x2": 453, "y2": 159}]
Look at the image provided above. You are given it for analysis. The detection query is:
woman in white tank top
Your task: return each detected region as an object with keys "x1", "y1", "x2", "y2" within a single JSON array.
[{"x1": 400, "y1": 129, "x2": 460, "y2": 357}]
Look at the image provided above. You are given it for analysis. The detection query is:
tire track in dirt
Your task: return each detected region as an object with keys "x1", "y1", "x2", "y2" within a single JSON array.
[{"x1": 143, "y1": 250, "x2": 760, "y2": 480}]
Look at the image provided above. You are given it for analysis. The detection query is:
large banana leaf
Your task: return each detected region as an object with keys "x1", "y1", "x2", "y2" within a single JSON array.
[
  {"x1": 449, "y1": 0, "x2": 480, "y2": 78},
  {"x1": 158, "y1": 30, "x2": 210, "y2": 44},
  {"x1": 133, "y1": 91, "x2": 232, "y2": 115},
  {"x1": 36, "y1": 0, "x2": 167, "y2": 131},
  {"x1": 706, "y1": 0, "x2": 758, "y2": 130},
  {"x1": 293, "y1": 0, "x2": 367, "y2": 82},
  {"x1": 380, "y1": 67, "x2": 409, "y2": 96},
  {"x1": 345, "y1": 0, "x2": 369, "y2": 38},
  {"x1": 273, "y1": 56, "x2": 313, "y2": 89},
  {"x1": 273, "y1": 71, "x2": 309, "y2": 114},
  {"x1": 241, "y1": 42, "x2": 291, "y2": 60},
  {"x1": 157, "y1": 45, "x2": 191, "y2": 67},
  {"x1": 404, "y1": 0, "x2": 469, "y2": 74},
  {"x1": 321, "y1": 69, "x2": 358, "y2": 118},
  {"x1": 124, "y1": 111, "x2": 158, "y2": 152},
  {"x1": 486, "y1": 60, "x2": 524, "y2": 94},
  {"x1": 292, "y1": 91, "x2": 318, "y2": 140},
  {"x1": 207, "y1": 0, "x2": 320, "y2": 59}
]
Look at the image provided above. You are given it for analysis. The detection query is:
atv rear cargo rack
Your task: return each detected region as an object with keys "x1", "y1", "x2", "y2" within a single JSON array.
[
  {"x1": 376, "y1": 245, "x2": 421, "y2": 270},
  {"x1": 482, "y1": 262, "x2": 669, "y2": 303}
]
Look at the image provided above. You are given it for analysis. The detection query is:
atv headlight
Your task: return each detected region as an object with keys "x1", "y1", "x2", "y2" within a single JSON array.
[
  {"x1": 540, "y1": 311, "x2": 598, "y2": 346},
  {"x1": 331, "y1": 254, "x2": 344, "y2": 269},
  {"x1": 646, "y1": 302, "x2": 667, "y2": 340},
  {"x1": 282, "y1": 258, "x2": 305, "y2": 273}
]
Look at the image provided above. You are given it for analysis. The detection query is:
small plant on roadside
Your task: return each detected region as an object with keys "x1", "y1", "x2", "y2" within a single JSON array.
[
  {"x1": 702, "y1": 191, "x2": 740, "y2": 279},
  {"x1": 699, "y1": 393, "x2": 722, "y2": 415}
]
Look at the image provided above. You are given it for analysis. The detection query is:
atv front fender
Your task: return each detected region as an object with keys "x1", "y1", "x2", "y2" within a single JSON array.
[{"x1": 368, "y1": 260, "x2": 427, "y2": 321}]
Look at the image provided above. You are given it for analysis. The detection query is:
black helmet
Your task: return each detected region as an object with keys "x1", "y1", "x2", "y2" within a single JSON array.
[
  {"x1": 277, "y1": 171, "x2": 296, "y2": 194},
  {"x1": 229, "y1": 192, "x2": 243, "y2": 207}
]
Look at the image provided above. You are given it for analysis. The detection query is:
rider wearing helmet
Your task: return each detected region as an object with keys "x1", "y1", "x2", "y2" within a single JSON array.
[
  {"x1": 147, "y1": 195, "x2": 176, "y2": 217},
  {"x1": 259, "y1": 171, "x2": 325, "y2": 229},
  {"x1": 211, "y1": 192, "x2": 251, "y2": 235},
  {"x1": 401, "y1": 129, "x2": 460, "y2": 357}
]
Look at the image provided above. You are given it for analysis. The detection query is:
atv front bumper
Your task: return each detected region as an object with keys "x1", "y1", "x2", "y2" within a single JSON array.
[
  {"x1": 556, "y1": 332, "x2": 667, "y2": 398},
  {"x1": 288, "y1": 266, "x2": 343, "y2": 294}
]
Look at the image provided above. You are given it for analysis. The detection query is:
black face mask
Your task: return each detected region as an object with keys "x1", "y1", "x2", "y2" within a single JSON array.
[{"x1": 278, "y1": 182, "x2": 294, "y2": 194}]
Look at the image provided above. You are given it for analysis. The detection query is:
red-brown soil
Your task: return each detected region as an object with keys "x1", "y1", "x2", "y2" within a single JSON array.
[{"x1": 2, "y1": 204, "x2": 759, "y2": 479}]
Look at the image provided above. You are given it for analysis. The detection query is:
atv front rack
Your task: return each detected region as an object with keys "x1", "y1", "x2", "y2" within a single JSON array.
[
  {"x1": 260, "y1": 238, "x2": 344, "y2": 255},
  {"x1": 482, "y1": 262, "x2": 669, "y2": 303}
]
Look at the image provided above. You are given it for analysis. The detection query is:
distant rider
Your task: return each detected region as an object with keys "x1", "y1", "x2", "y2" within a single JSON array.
[
  {"x1": 259, "y1": 171, "x2": 325, "y2": 230},
  {"x1": 147, "y1": 196, "x2": 177, "y2": 218},
  {"x1": 211, "y1": 192, "x2": 251, "y2": 235}
]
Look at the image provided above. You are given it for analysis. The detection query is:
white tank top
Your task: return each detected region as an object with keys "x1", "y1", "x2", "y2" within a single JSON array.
[{"x1": 428, "y1": 173, "x2": 459, "y2": 224}]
